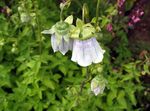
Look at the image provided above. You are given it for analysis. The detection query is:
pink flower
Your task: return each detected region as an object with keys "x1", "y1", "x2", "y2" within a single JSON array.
[
  {"x1": 128, "y1": 22, "x2": 133, "y2": 27},
  {"x1": 133, "y1": 17, "x2": 140, "y2": 23},
  {"x1": 106, "y1": 23, "x2": 113, "y2": 32},
  {"x1": 117, "y1": 0, "x2": 126, "y2": 8},
  {"x1": 140, "y1": 11, "x2": 144, "y2": 16}
]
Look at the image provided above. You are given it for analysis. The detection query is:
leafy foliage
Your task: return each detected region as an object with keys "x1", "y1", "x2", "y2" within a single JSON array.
[{"x1": 0, "y1": 0, "x2": 149, "y2": 111}]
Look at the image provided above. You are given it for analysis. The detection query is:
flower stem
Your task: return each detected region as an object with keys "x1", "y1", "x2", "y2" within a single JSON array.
[
  {"x1": 60, "y1": 7, "x2": 64, "y2": 22},
  {"x1": 82, "y1": 4, "x2": 85, "y2": 23},
  {"x1": 80, "y1": 67, "x2": 90, "y2": 95},
  {"x1": 96, "y1": 0, "x2": 100, "y2": 26}
]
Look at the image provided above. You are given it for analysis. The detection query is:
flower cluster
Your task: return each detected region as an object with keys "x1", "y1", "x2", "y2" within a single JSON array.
[
  {"x1": 42, "y1": 16, "x2": 105, "y2": 67},
  {"x1": 128, "y1": 0, "x2": 145, "y2": 27},
  {"x1": 117, "y1": 0, "x2": 126, "y2": 15}
]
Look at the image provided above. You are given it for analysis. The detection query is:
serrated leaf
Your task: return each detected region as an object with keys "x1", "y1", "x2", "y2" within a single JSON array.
[
  {"x1": 59, "y1": 66, "x2": 67, "y2": 75},
  {"x1": 117, "y1": 90, "x2": 127, "y2": 109},
  {"x1": 107, "y1": 90, "x2": 117, "y2": 106}
]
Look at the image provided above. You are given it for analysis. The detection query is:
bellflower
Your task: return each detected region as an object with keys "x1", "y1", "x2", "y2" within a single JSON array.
[
  {"x1": 71, "y1": 37, "x2": 105, "y2": 67},
  {"x1": 91, "y1": 75, "x2": 107, "y2": 96},
  {"x1": 70, "y1": 19, "x2": 105, "y2": 67},
  {"x1": 42, "y1": 15, "x2": 73, "y2": 55}
]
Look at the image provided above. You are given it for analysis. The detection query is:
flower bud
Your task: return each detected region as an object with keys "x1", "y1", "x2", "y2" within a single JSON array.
[{"x1": 91, "y1": 75, "x2": 107, "y2": 96}]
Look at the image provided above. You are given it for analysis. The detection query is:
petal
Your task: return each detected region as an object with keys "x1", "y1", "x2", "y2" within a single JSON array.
[
  {"x1": 71, "y1": 39, "x2": 92, "y2": 67},
  {"x1": 58, "y1": 37, "x2": 69, "y2": 55},
  {"x1": 93, "y1": 86, "x2": 100, "y2": 96},
  {"x1": 51, "y1": 34, "x2": 72, "y2": 55},
  {"x1": 71, "y1": 40, "x2": 85, "y2": 66},
  {"x1": 58, "y1": 36, "x2": 73, "y2": 55},
  {"x1": 51, "y1": 34, "x2": 59, "y2": 52},
  {"x1": 82, "y1": 39, "x2": 93, "y2": 66},
  {"x1": 90, "y1": 37, "x2": 105, "y2": 63},
  {"x1": 91, "y1": 79, "x2": 100, "y2": 95},
  {"x1": 71, "y1": 40, "x2": 80, "y2": 62},
  {"x1": 76, "y1": 41, "x2": 88, "y2": 67}
]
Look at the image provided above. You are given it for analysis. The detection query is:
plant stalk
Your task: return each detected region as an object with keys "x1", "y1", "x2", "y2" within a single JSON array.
[{"x1": 96, "y1": 0, "x2": 100, "y2": 26}]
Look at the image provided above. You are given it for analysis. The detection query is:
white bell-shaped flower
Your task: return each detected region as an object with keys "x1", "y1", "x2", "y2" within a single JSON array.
[
  {"x1": 71, "y1": 37, "x2": 105, "y2": 67},
  {"x1": 42, "y1": 15, "x2": 73, "y2": 55},
  {"x1": 51, "y1": 34, "x2": 73, "y2": 55}
]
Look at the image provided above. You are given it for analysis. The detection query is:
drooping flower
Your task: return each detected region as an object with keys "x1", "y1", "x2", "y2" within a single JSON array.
[
  {"x1": 71, "y1": 37, "x2": 105, "y2": 67},
  {"x1": 70, "y1": 19, "x2": 105, "y2": 67},
  {"x1": 91, "y1": 75, "x2": 107, "y2": 96},
  {"x1": 42, "y1": 15, "x2": 73, "y2": 55}
]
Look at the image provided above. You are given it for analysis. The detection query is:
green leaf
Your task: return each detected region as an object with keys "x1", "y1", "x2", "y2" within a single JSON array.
[
  {"x1": 59, "y1": 65, "x2": 67, "y2": 75},
  {"x1": 117, "y1": 90, "x2": 127, "y2": 109},
  {"x1": 107, "y1": 90, "x2": 117, "y2": 106},
  {"x1": 42, "y1": 79, "x2": 56, "y2": 90},
  {"x1": 129, "y1": 92, "x2": 136, "y2": 106},
  {"x1": 101, "y1": 16, "x2": 110, "y2": 28}
]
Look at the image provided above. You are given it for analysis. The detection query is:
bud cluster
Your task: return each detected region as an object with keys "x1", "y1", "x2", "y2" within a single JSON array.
[{"x1": 128, "y1": 0, "x2": 146, "y2": 27}]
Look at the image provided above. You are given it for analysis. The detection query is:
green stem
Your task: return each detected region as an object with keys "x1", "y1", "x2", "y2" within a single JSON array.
[
  {"x1": 82, "y1": 5, "x2": 85, "y2": 23},
  {"x1": 60, "y1": 7, "x2": 64, "y2": 22},
  {"x1": 80, "y1": 67, "x2": 90, "y2": 95},
  {"x1": 96, "y1": 0, "x2": 100, "y2": 26},
  {"x1": 35, "y1": 11, "x2": 42, "y2": 61}
]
